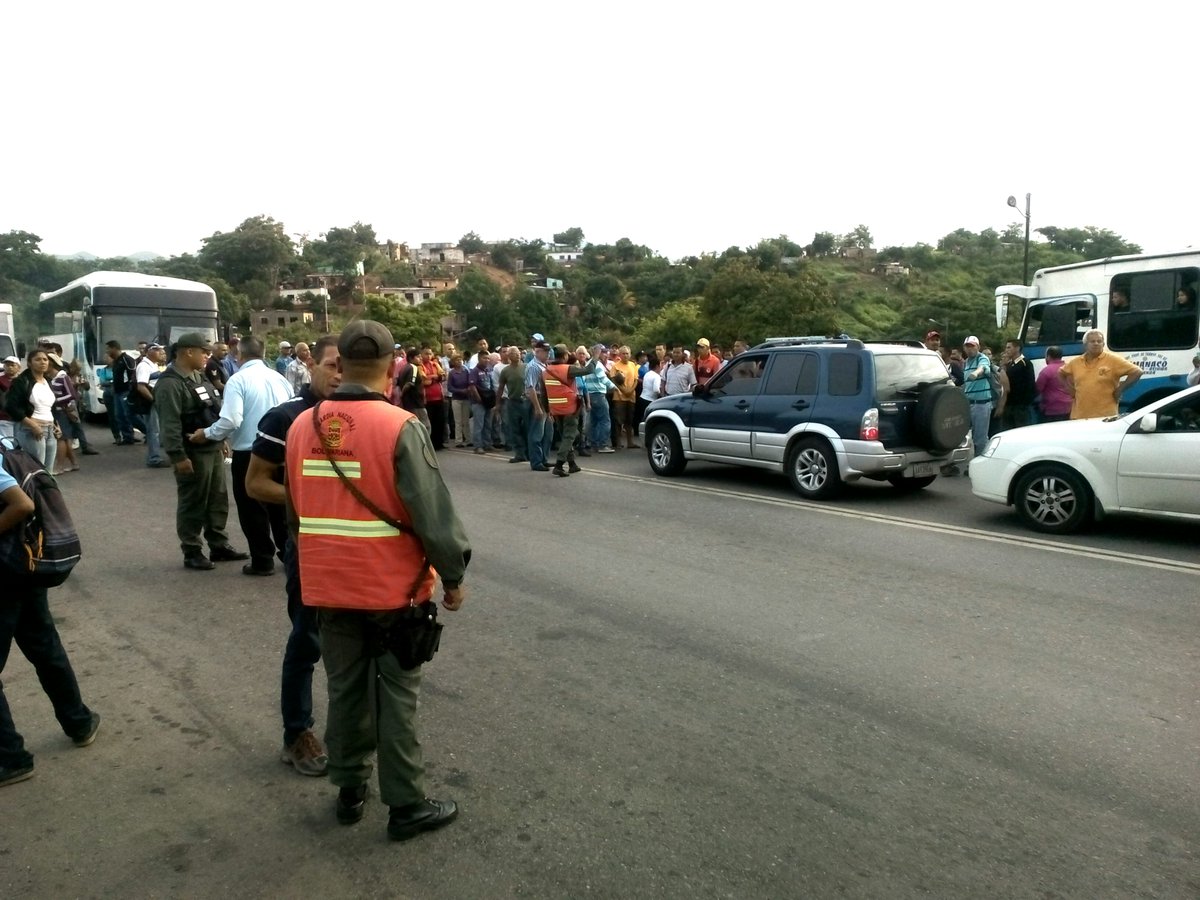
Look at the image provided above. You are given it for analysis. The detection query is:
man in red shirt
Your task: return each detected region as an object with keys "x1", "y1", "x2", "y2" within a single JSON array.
[{"x1": 694, "y1": 338, "x2": 722, "y2": 386}]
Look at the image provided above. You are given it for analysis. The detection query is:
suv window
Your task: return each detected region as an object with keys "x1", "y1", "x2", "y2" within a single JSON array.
[
  {"x1": 763, "y1": 352, "x2": 817, "y2": 395},
  {"x1": 872, "y1": 353, "x2": 951, "y2": 401},
  {"x1": 708, "y1": 354, "x2": 766, "y2": 397},
  {"x1": 828, "y1": 353, "x2": 861, "y2": 396}
]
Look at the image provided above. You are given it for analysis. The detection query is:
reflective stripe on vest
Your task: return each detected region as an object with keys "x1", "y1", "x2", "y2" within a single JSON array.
[
  {"x1": 285, "y1": 400, "x2": 435, "y2": 609},
  {"x1": 543, "y1": 364, "x2": 578, "y2": 416}
]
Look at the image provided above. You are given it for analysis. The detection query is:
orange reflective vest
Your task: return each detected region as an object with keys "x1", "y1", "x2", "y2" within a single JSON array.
[
  {"x1": 543, "y1": 364, "x2": 579, "y2": 417},
  {"x1": 285, "y1": 399, "x2": 435, "y2": 609}
]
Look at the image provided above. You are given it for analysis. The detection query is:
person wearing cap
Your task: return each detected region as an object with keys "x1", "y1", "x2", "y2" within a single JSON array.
[
  {"x1": 924, "y1": 331, "x2": 942, "y2": 352},
  {"x1": 155, "y1": 332, "x2": 249, "y2": 570},
  {"x1": 960, "y1": 336, "x2": 993, "y2": 455},
  {"x1": 0, "y1": 355, "x2": 22, "y2": 427},
  {"x1": 693, "y1": 338, "x2": 722, "y2": 388},
  {"x1": 135, "y1": 343, "x2": 168, "y2": 467},
  {"x1": 191, "y1": 336, "x2": 293, "y2": 576},
  {"x1": 1058, "y1": 329, "x2": 1142, "y2": 420},
  {"x1": 45, "y1": 353, "x2": 84, "y2": 475},
  {"x1": 274, "y1": 341, "x2": 294, "y2": 376},
  {"x1": 4, "y1": 348, "x2": 61, "y2": 472},
  {"x1": 524, "y1": 340, "x2": 554, "y2": 471},
  {"x1": 284, "y1": 319, "x2": 470, "y2": 841},
  {"x1": 543, "y1": 343, "x2": 597, "y2": 476}
]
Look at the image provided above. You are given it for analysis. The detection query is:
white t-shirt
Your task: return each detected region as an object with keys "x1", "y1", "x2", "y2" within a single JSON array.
[
  {"x1": 30, "y1": 379, "x2": 55, "y2": 422},
  {"x1": 640, "y1": 370, "x2": 662, "y2": 401},
  {"x1": 136, "y1": 358, "x2": 161, "y2": 392}
]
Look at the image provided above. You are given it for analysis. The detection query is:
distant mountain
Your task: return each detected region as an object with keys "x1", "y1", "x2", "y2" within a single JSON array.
[{"x1": 61, "y1": 250, "x2": 164, "y2": 262}]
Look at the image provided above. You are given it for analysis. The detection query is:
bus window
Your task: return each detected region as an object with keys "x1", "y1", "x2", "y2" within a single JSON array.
[
  {"x1": 1109, "y1": 267, "x2": 1200, "y2": 351},
  {"x1": 1021, "y1": 296, "x2": 1095, "y2": 346}
]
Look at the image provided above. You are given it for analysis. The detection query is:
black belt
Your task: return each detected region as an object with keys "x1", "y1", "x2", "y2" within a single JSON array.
[{"x1": 969, "y1": 399, "x2": 991, "y2": 405}]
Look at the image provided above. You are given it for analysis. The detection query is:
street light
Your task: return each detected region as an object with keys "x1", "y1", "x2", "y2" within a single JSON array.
[
  {"x1": 451, "y1": 325, "x2": 478, "y2": 340},
  {"x1": 1007, "y1": 193, "x2": 1031, "y2": 285}
]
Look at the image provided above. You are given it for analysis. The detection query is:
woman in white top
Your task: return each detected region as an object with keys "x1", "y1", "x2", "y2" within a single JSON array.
[
  {"x1": 7, "y1": 349, "x2": 61, "y2": 473},
  {"x1": 636, "y1": 356, "x2": 662, "y2": 436}
]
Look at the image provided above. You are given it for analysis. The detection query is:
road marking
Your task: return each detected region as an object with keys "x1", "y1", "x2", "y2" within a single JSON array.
[{"x1": 587, "y1": 469, "x2": 1200, "y2": 576}]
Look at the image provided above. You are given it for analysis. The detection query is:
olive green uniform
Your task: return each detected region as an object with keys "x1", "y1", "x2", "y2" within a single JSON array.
[
  {"x1": 551, "y1": 358, "x2": 595, "y2": 465},
  {"x1": 155, "y1": 365, "x2": 230, "y2": 557},
  {"x1": 290, "y1": 384, "x2": 471, "y2": 808}
]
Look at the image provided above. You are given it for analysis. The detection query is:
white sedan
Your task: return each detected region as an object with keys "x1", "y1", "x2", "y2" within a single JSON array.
[{"x1": 969, "y1": 386, "x2": 1200, "y2": 533}]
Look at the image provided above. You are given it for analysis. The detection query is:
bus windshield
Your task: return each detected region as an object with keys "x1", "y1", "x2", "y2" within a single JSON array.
[{"x1": 1019, "y1": 296, "x2": 1096, "y2": 346}]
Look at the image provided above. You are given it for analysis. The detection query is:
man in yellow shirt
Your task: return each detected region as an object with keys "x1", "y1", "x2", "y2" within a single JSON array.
[
  {"x1": 1058, "y1": 329, "x2": 1142, "y2": 419},
  {"x1": 608, "y1": 345, "x2": 640, "y2": 449}
]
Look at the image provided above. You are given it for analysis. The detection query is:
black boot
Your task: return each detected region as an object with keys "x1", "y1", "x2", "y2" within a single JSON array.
[
  {"x1": 568, "y1": 460, "x2": 581, "y2": 474},
  {"x1": 552, "y1": 462, "x2": 569, "y2": 477}
]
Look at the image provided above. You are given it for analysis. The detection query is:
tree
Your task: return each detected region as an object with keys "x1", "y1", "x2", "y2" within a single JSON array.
[
  {"x1": 458, "y1": 232, "x2": 487, "y2": 255},
  {"x1": 198, "y1": 215, "x2": 297, "y2": 289},
  {"x1": 552, "y1": 227, "x2": 585, "y2": 247},
  {"x1": 701, "y1": 258, "x2": 837, "y2": 344},
  {"x1": 844, "y1": 224, "x2": 873, "y2": 250},
  {"x1": 1035, "y1": 226, "x2": 1141, "y2": 258},
  {"x1": 360, "y1": 294, "x2": 453, "y2": 349},
  {"x1": 808, "y1": 232, "x2": 836, "y2": 257}
]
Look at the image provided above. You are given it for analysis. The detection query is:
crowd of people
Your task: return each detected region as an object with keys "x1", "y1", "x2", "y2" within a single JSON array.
[
  {"x1": 386, "y1": 333, "x2": 738, "y2": 475},
  {"x1": 923, "y1": 328, "x2": 1144, "y2": 457}
]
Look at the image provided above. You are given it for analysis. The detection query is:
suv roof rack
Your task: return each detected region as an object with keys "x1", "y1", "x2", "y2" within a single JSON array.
[{"x1": 754, "y1": 335, "x2": 864, "y2": 350}]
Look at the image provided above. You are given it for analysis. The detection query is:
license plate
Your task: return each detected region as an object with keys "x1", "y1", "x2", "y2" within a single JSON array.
[{"x1": 910, "y1": 462, "x2": 936, "y2": 477}]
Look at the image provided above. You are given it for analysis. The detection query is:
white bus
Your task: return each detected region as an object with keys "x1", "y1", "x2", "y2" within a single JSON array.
[
  {"x1": 995, "y1": 250, "x2": 1200, "y2": 411},
  {"x1": 39, "y1": 271, "x2": 220, "y2": 416}
]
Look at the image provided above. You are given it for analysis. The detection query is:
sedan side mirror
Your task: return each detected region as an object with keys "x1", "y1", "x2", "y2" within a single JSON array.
[{"x1": 1134, "y1": 412, "x2": 1158, "y2": 434}]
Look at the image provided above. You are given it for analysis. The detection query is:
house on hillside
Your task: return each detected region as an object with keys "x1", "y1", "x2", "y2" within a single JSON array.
[
  {"x1": 875, "y1": 262, "x2": 910, "y2": 277},
  {"x1": 250, "y1": 309, "x2": 315, "y2": 332},
  {"x1": 277, "y1": 287, "x2": 330, "y2": 306},
  {"x1": 415, "y1": 243, "x2": 465, "y2": 265},
  {"x1": 839, "y1": 247, "x2": 877, "y2": 260},
  {"x1": 378, "y1": 286, "x2": 438, "y2": 307},
  {"x1": 547, "y1": 246, "x2": 583, "y2": 265}
]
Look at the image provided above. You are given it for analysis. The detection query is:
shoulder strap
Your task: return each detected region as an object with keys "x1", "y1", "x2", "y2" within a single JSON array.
[{"x1": 310, "y1": 402, "x2": 413, "y2": 536}]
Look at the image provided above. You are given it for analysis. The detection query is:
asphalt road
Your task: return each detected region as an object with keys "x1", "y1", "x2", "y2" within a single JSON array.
[{"x1": 2, "y1": 426, "x2": 1197, "y2": 899}]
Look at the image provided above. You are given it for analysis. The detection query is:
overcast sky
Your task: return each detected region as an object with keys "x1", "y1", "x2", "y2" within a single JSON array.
[{"x1": 3, "y1": 2, "x2": 1194, "y2": 265}]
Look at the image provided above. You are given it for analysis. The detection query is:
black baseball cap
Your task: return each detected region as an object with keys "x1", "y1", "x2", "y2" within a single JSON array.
[{"x1": 339, "y1": 320, "x2": 395, "y2": 361}]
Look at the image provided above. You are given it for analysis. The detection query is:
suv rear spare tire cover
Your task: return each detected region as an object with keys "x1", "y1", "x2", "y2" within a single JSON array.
[{"x1": 914, "y1": 384, "x2": 970, "y2": 452}]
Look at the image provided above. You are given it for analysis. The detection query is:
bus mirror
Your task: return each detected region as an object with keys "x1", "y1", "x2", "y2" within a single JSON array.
[
  {"x1": 16, "y1": 340, "x2": 26, "y2": 358},
  {"x1": 996, "y1": 295, "x2": 1009, "y2": 329}
]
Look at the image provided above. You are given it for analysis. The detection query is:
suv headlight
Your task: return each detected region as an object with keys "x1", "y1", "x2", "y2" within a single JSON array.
[{"x1": 980, "y1": 435, "x2": 1001, "y2": 458}]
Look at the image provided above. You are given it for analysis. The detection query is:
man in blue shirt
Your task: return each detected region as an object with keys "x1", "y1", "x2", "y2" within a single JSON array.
[
  {"x1": 0, "y1": 444, "x2": 100, "y2": 788},
  {"x1": 961, "y1": 336, "x2": 992, "y2": 455},
  {"x1": 245, "y1": 334, "x2": 341, "y2": 778},
  {"x1": 191, "y1": 336, "x2": 293, "y2": 575},
  {"x1": 524, "y1": 341, "x2": 553, "y2": 471}
]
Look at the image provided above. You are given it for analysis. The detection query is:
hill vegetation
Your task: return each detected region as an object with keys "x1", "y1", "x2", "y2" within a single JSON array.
[{"x1": 0, "y1": 219, "x2": 1142, "y2": 352}]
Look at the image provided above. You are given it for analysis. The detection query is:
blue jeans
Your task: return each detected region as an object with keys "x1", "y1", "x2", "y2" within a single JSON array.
[
  {"x1": 281, "y1": 539, "x2": 320, "y2": 745},
  {"x1": 587, "y1": 392, "x2": 610, "y2": 450},
  {"x1": 109, "y1": 389, "x2": 134, "y2": 442},
  {"x1": 144, "y1": 408, "x2": 163, "y2": 465},
  {"x1": 16, "y1": 421, "x2": 57, "y2": 475},
  {"x1": 470, "y1": 402, "x2": 489, "y2": 448},
  {"x1": 0, "y1": 581, "x2": 94, "y2": 769},
  {"x1": 528, "y1": 412, "x2": 553, "y2": 469},
  {"x1": 969, "y1": 402, "x2": 992, "y2": 455},
  {"x1": 505, "y1": 399, "x2": 529, "y2": 460}
]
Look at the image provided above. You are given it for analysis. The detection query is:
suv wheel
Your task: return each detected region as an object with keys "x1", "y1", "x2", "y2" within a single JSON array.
[
  {"x1": 1014, "y1": 464, "x2": 1092, "y2": 534},
  {"x1": 646, "y1": 423, "x2": 687, "y2": 476},
  {"x1": 787, "y1": 438, "x2": 841, "y2": 500}
]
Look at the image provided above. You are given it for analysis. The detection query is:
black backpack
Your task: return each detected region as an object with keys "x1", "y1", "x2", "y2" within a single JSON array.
[{"x1": 0, "y1": 442, "x2": 82, "y2": 587}]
